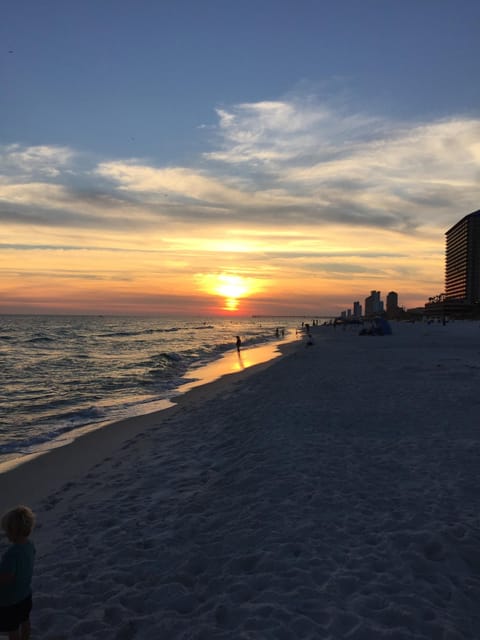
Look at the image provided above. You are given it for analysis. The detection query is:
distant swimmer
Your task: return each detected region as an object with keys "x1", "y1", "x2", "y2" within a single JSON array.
[{"x1": 236, "y1": 336, "x2": 242, "y2": 352}]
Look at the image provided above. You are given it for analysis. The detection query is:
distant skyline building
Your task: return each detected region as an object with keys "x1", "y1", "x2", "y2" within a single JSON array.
[
  {"x1": 340, "y1": 292, "x2": 404, "y2": 319},
  {"x1": 386, "y1": 291, "x2": 399, "y2": 315},
  {"x1": 364, "y1": 290, "x2": 383, "y2": 316},
  {"x1": 445, "y1": 209, "x2": 480, "y2": 305}
]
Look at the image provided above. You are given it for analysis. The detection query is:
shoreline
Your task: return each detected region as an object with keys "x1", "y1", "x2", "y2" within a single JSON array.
[
  {"x1": 0, "y1": 334, "x2": 299, "y2": 478},
  {"x1": 0, "y1": 316, "x2": 303, "y2": 475},
  {"x1": 0, "y1": 337, "x2": 299, "y2": 511}
]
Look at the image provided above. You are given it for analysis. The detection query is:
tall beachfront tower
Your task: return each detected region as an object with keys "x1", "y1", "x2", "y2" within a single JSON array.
[
  {"x1": 353, "y1": 301, "x2": 362, "y2": 318},
  {"x1": 445, "y1": 209, "x2": 480, "y2": 305},
  {"x1": 364, "y1": 291, "x2": 383, "y2": 316},
  {"x1": 386, "y1": 291, "x2": 399, "y2": 314}
]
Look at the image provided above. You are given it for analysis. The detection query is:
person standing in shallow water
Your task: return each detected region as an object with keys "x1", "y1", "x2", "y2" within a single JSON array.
[
  {"x1": 236, "y1": 336, "x2": 242, "y2": 352},
  {"x1": 0, "y1": 506, "x2": 36, "y2": 640}
]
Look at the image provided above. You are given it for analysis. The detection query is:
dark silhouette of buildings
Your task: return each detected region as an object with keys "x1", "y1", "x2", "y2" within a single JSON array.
[
  {"x1": 386, "y1": 291, "x2": 403, "y2": 318},
  {"x1": 364, "y1": 291, "x2": 383, "y2": 317},
  {"x1": 353, "y1": 301, "x2": 362, "y2": 318},
  {"x1": 340, "y1": 291, "x2": 405, "y2": 320},
  {"x1": 425, "y1": 208, "x2": 480, "y2": 318},
  {"x1": 445, "y1": 209, "x2": 480, "y2": 306}
]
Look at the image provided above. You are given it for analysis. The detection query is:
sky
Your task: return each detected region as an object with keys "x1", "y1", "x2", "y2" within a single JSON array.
[{"x1": 1, "y1": 0, "x2": 479, "y2": 316}]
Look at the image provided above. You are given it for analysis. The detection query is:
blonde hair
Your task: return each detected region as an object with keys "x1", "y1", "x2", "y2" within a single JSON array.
[{"x1": 1, "y1": 506, "x2": 35, "y2": 541}]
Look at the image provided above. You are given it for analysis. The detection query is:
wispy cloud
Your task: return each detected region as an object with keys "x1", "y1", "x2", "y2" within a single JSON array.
[
  {"x1": 207, "y1": 100, "x2": 379, "y2": 166},
  {"x1": 2, "y1": 101, "x2": 479, "y2": 237},
  {"x1": 0, "y1": 144, "x2": 74, "y2": 178},
  {"x1": 206, "y1": 101, "x2": 480, "y2": 230}
]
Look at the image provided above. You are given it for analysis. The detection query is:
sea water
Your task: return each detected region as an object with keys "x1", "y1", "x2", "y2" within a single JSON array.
[{"x1": 0, "y1": 315, "x2": 303, "y2": 463}]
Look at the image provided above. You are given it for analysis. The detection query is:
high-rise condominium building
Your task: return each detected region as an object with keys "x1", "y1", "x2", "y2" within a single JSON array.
[
  {"x1": 353, "y1": 301, "x2": 362, "y2": 318},
  {"x1": 364, "y1": 291, "x2": 383, "y2": 316},
  {"x1": 386, "y1": 291, "x2": 399, "y2": 314},
  {"x1": 445, "y1": 209, "x2": 480, "y2": 304}
]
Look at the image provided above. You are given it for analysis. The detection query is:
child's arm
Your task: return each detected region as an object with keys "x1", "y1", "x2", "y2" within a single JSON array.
[{"x1": 0, "y1": 552, "x2": 15, "y2": 584}]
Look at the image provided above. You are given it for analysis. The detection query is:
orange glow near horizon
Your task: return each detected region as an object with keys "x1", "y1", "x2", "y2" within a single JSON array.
[
  {"x1": 196, "y1": 273, "x2": 263, "y2": 314},
  {"x1": 1, "y1": 103, "x2": 479, "y2": 317},
  {"x1": 0, "y1": 220, "x2": 447, "y2": 316}
]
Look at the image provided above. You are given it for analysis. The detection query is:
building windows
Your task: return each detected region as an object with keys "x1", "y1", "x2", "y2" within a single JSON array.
[{"x1": 445, "y1": 210, "x2": 480, "y2": 304}]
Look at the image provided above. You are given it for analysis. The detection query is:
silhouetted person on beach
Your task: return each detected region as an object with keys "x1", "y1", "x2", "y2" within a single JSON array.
[
  {"x1": 236, "y1": 336, "x2": 242, "y2": 352},
  {"x1": 0, "y1": 506, "x2": 36, "y2": 640}
]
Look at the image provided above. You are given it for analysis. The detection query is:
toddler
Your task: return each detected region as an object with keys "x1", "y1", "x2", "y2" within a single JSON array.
[{"x1": 0, "y1": 506, "x2": 36, "y2": 640}]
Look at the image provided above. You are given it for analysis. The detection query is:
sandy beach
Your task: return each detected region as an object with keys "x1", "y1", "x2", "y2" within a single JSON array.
[{"x1": 2, "y1": 321, "x2": 480, "y2": 639}]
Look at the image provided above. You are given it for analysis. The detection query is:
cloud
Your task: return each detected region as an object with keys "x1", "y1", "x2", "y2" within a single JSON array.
[
  {"x1": 207, "y1": 100, "x2": 379, "y2": 166},
  {"x1": 95, "y1": 162, "x2": 244, "y2": 205},
  {"x1": 1, "y1": 99, "x2": 479, "y2": 241},
  {"x1": 94, "y1": 161, "x2": 318, "y2": 228},
  {"x1": 91, "y1": 99, "x2": 480, "y2": 233},
  {"x1": 0, "y1": 144, "x2": 74, "y2": 178},
  {"x1": 0, "y1": 176, "x2": 166, "y2": 232},
  {"x1": 206, "y1": 101, "x2": 480, "y2": 230}
]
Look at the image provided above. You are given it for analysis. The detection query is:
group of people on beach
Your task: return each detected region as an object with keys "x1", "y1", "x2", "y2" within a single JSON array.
[{"x1": 0, "y1": 506, "x2": 35, "y2": 640}]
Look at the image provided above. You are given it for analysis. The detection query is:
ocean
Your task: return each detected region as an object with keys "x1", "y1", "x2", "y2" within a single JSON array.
[{"x1": 0, "y1": 315, "x2": 304, "y2": 464}]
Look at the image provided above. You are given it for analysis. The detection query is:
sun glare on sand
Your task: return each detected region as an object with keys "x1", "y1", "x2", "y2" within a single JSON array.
[{"x1": 198, "y1": 273, "x2": 260, "y2": 312}]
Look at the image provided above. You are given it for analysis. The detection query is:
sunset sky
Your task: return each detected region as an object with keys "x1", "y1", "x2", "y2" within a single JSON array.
[{"x1": 1, "y1": 0, "x2": 479, "y2": 316}]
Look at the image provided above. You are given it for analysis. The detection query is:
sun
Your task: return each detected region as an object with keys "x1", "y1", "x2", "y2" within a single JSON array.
[
  {"x1": 214, "y1": 274, "x2": 249, "y2": 299},
  {"x1": 197, "y1": 272, "x2": 261, "y2": 312}
]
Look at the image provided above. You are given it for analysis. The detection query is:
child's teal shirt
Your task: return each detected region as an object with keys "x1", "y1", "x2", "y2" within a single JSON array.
[{"x1": 0, "y1": 541, "x2": 35, "y2": 606}]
